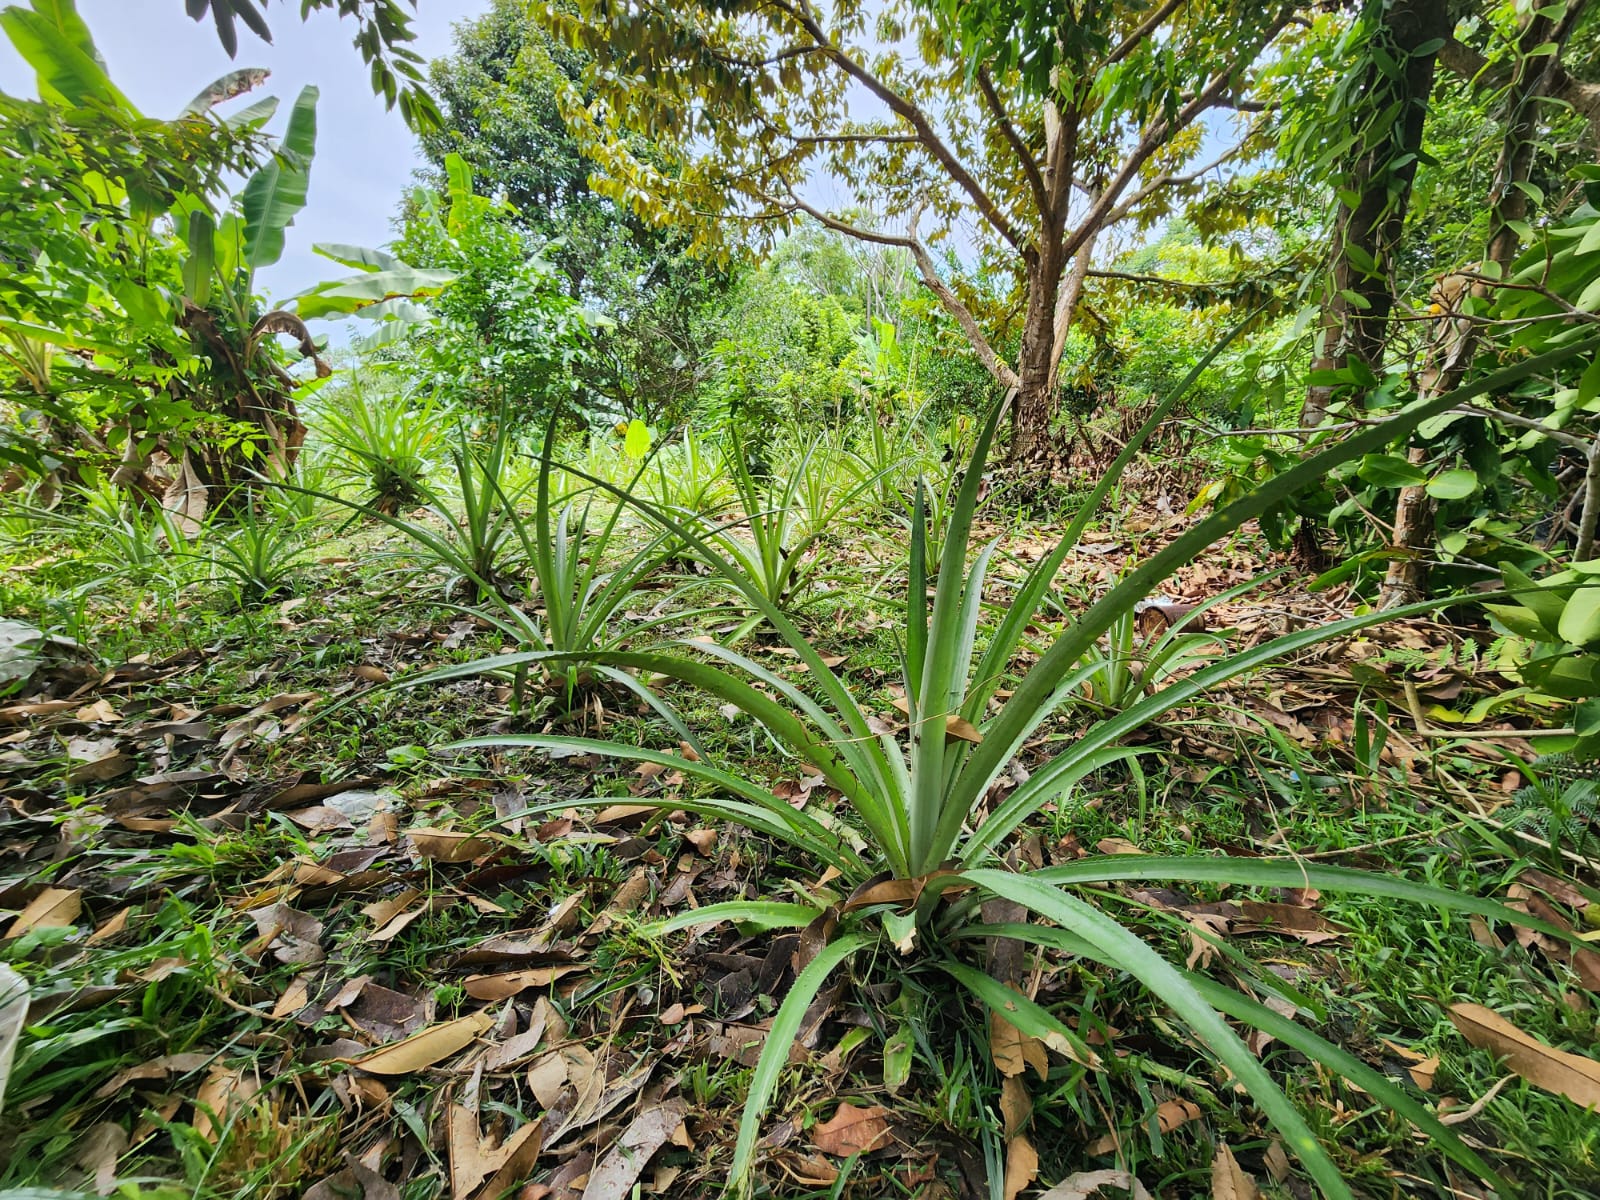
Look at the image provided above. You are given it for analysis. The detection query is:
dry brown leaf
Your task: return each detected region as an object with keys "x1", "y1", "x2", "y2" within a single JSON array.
[
  {"x1": 1004, "y1": 1134, "x2": 1038, "y2": 1200},
  {"x1": 1448, "y1": 1003, "x2": 1600, "y2": 1107},
  {"x1": 475, "y1": 1123, "x2": 543, "y2": 1200},
  {"x1": 354, "y1": 665, "x2": 390, "y2": 683},
  {"x1": 76, "y1": 698, "x2": 120, "y2": 723},
  {"x1": 6, "y1": 886, "x2": 82, "y2": 936},
  {"x1": 527, "y1": 1050, "x2": 570, "y2": 1108},
  {"x1": 1095, "y1": 837, "x2": 1143, "y2": 856},
  {"x1": 684, "y1": 829, "x2": 718, "y2": 855},
  {"x1": 1408, "y1": 1055, "x2": 1440, "y2": 1090},
  {"x1": 1086, "y1": 1099, "x2": 1201, "y2": 1157},
  {"x1": 246, "y1": 902, "x2": 324, "y2": 964},
  {"x1": 999, "y1": 1076, "x2": 1032, "y2": 1136},
  {"x1": 407, "y1": 828, "x2": 495, "y2": 863},
  {"x1": 945, "y1": 714, "x2": 983, "y2": 744},
  {"x1": 363, "y1": 889, "x2": 420, "y2": 926},
  {"x1": 990, "y1": 986, "x2": 1049, "y2": 1081},
  {"x1": 88, "y1": 905, "x2": 131, "y2": 943},
  {"x1": 93, "y1": 1052, "x2": 211, "y2": 1099},
  {"x1": 75, "y1": 1121, "x2": 127, "y2": 1194},
  {"x1": 192, "y1": 1064, "x2": 260, "y2": 1142},
  {"x1": 776, "y1": 1153, "x2": 839, "y2": 1186},
  {"x1": 271, "y1": 975, "x2": 314, "y2": 1020},
  {"x1": 811, "y1": 1102, "x2": 892, "y2": 1157},
  {"x1": 579, "y1": 1099, "x2": 687, "y2": 1200},
  {"x1": 1211, "y1": 1145, "x2": 1260, "y2": 1200},
  {"x1": 463, "y1": 965, "x2": 582, "y2": 1001},
  {"x1": 450, "y1": 1105, "x2": 542, "y2": 1200},
  {"x1": 346, "y1": 1012, "x2": 494, "y2": 1076},
  {"x1": 1038, "y1": 1170, "x2": 1155, "y2": 1200}
]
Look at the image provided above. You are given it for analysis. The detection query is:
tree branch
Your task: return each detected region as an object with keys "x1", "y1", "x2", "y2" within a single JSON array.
[
  {"x1": 1099, "y1": 145, "x2": 1242, "y2": 227},
  {"x1": 766, "y1": 0, "x2": 1025, "y2": 250},
  {"x1": 1106, "y1": 0, "x2": 1189, "y2": 65},
  {"x1": 1451, "y1": 404, "x2": 1592, "y2": 451},
  {"x1": 976, "y1": 66, "x2": 1049, "y2": 216},
  {"x1": 775, "y1": 188, "x2": 1020, "y2": 390},
  {"x1": 1087, "y1": 268, "x2": 1228, "y2": 288},
  {"x1": 1440, "y1": 32, "x2": 1600, "y2": 134},
  {"x1": 1060, "y1": 60, "x2": 1248, "y2": 260}
]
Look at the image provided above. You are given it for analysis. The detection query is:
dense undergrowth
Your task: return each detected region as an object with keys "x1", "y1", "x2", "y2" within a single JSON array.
[{"x1": 4, "y1": 450, "x2": 1599, "y2": 1198}]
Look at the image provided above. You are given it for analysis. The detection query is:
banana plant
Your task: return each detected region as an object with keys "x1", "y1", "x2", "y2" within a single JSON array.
[{"x1": 424, "y1": 326, "x2": 1600, "y2": 1197}]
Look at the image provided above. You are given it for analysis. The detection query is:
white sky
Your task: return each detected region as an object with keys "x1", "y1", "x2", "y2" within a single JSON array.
[{"x1": 0, "y1": 0, "x2": 490, "y2": 306}]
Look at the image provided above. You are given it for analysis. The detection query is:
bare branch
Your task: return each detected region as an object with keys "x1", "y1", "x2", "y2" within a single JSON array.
[
  {"x1": 1061, "y1": 66, "x2": 1239, "y2": 259},
  {"x1": 1451, "y1": 404, "x2": 1592, "y2": 452},
  {"x1": 790, "y1": 132, "x2": 921, "y2": 145},
  {"x1": 976, "y1": 66, "x2": 1049, "y2": 215},
  {"x1": 1440, "y1": 32, "x2": 1600, "y2": 135},
  {"x1": 1087, "y1": 268, "x2": 1228, "y2": 288},
  {"x1": 765, "y1": 0, "x2": 1025, "y2": 249}
]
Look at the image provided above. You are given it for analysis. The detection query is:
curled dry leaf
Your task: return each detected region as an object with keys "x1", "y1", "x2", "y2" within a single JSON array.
[
  {"x1": 1087, "y1": 1098, "x2": 1202, "y2": 1156},
  {"x1": 345, "y1": 1012, "x2": 494, "y2": 1076},
  {"x1": 193, "y1": 1063, "x2": 260, "y2": 1142},
  {"x1": 1448, "y1": 1002, "x2": 1600, "y2": 1107},
  {"x1": 88, "y1": 905, "x2": 131, "y2": 943},
  {"x1": 246, "y1": 902, "x2": 325, "y2": 965},
  {"x1": 579, "y1": 1099, "x2": 687, "y2": 1200},
  {"x1": 811, "y1": 1102, "x2": 892, "y2": 1157},
  {"x1": 1037, "y1": 1170, "x2": 1155, "y2": 1200},
  {"x1": 407, "y1": 828, "x2": 496, "y2": 863},
  {"x1": 1000, "y1": 1075, "x2": 1032, "y2": 1136},
  {"x1": 450, "y1": 1103, "x2": 543, "y2": 1200},
  {"x1": 944, "y1": 714, "x2": 983, "y2": 744},
  {"x1": 990, "y1": 986, "x2": 1049, "y2": 1081}
]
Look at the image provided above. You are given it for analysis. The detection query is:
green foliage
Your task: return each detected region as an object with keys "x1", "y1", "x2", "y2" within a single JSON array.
[
  {"x1": 0, "y1": 1, "x2": 265, "y2": 478},
  {"x1": 1483, "y1": 561, "x2": 1600, "y2": 754},
  {"x1": 416, "y1": 0, "x2": 733, "y2": 424},
  {"x1": 388, "y1": 154, "x2": 594, "y2": 424},
  {"x1": 699, "y1": 431, "x2": 878, "y2": 614},
  {"x1": 203, "y1": 504, "x2": 312, "y2": 607},
  {"x1": 699, "y1": 270, "x2": 859, "y2": 435},
  {"x1": 185, "y1": 0, "x2": 440, "y2": 130}
]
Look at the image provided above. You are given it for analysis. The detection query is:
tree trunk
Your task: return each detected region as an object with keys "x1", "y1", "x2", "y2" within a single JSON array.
[
  {"x1": 1379, "y1": 5, "x2": 1574, "y2": 607},
  {"x1": 1008, "y1": 243, "x2": 1067, "y2": 469},
  {"x1": 1302, "y1": 0, "x2": 1449, "y2": 433}
]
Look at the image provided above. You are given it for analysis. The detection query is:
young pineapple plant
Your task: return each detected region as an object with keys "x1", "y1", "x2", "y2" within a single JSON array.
[{"x1": 426, "y1": 329, "x2": 1598, "y2": 1197}]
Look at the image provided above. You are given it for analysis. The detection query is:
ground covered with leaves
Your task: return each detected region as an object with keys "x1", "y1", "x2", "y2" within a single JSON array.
[{"x1": 3, "y1": 510, "x2": 1599, "y2": 1200}]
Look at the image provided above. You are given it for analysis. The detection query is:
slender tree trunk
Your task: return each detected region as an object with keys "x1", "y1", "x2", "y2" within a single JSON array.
[
  {"x1": 1293, "y1": 0, "x2": 1447, "y2": 569},
  {"x1": 1009, "y1": 249, "x2": 1065, "y2": 468},
  {"x1": 1302, "y1": 0, "x2": 1448, "y2": 432},
  {"x1": 1379, "y1": 5, "x2": 1574, "y2": 606},
  {"x1": 1011, "y1": 262, "x2": 1062, "y2": 470}
]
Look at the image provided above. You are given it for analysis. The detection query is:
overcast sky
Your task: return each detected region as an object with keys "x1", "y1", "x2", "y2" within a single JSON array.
[{"x1": 0, "y1": 0, "x2": 489, "y2": 306}]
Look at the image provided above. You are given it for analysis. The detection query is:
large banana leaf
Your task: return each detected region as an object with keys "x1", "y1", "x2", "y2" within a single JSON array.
[
  {"x1": 0, "y1": 0, "x2": 130, "y2": 110},
  {"x1": 240, "y1": 85, "x2": 319, "y2": 271},
  {"x1": 294, "y1": 265, "x2": 456, "y2": 320}
]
